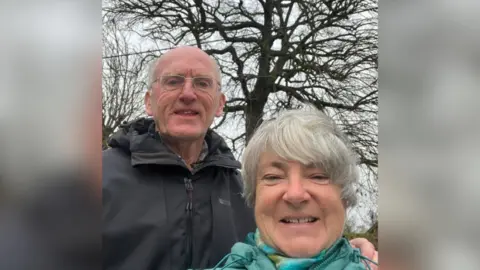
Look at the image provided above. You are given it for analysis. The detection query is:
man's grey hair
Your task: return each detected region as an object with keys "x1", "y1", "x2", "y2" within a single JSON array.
[
  {"x1": 147, "y1": 53, "x2": 222, "y2": 89},
  {"x1": 241, "y1": 107, "x2": 359, "y2": 209}
]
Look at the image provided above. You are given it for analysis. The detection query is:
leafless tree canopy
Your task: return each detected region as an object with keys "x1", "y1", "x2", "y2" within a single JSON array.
[
  {"x1": 102, "y1": 16, "x2": 148, "y2": 148},
  {"x1": 103, "y1": 0, "x2": 378, "y2": 221}
]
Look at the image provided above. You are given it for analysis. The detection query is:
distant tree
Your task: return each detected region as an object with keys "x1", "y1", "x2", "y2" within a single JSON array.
[
  {"x1": 102, "y1": 16, "x2": 147, "y2": 148},
  {"x1": 103, "y1": 0, "x2": 378, "y2": 214}
]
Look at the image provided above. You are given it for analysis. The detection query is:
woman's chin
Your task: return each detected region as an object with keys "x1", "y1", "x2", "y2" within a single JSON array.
[{"x1": 277, "y1": 239, "x2": 327, "y2": 258}]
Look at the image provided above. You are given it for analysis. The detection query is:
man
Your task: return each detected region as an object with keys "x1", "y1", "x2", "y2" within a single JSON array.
[{"x1": 103, "y1": 46, "x2": 377, "y2": 270}]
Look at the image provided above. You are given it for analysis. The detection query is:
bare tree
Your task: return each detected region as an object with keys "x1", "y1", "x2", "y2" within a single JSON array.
[
  {"x1": 103, "y1": 0, "x2": 378, "y2": 217},
  {"x1": 102, "y1": 16, "x2": 148, "y2": 148}
]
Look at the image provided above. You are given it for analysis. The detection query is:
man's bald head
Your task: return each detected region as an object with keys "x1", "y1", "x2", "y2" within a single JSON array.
[
  {"x1": 148, "y1": 46, "x2": 221, "y2": 88},
  {"x1": 143, "y1": 45, "x2": 227, "y2": 144}
]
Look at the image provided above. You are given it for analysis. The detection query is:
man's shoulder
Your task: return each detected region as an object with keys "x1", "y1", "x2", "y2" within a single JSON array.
[
  {"x1": 102, "y1": 147, "x2": 134, "y2": 185},
  {"x1": 103, "y1": 147, "x2": 128, "y2": 159},
  {"x1": 102, "y1": 147, "x2": 131, "y2": 167},
  {"x1": 228, "y1": 168, "x2": 244, "y2": 188}
]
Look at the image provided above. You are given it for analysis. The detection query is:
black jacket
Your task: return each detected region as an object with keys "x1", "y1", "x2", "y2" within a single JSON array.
[{"x1": 103, "y1": 118, "x2": 256, "y2": 270}]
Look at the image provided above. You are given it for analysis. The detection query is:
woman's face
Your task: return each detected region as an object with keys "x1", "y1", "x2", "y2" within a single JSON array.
[{"x1": 254, "y1": 151, "x2": 346, "y2": 258}]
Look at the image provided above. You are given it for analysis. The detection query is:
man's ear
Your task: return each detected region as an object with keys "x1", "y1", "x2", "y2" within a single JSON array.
[
  {"x1": 145, "y1": 90, "x2": 153, "y2": 116},
  {"x1": 215, "y1": 93, "x2": 226, "y2": 117}
]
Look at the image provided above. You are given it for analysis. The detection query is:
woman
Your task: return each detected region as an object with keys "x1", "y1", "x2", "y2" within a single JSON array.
[{"x1": 204, "y1": 108, "x2": 378, "y2": 270}]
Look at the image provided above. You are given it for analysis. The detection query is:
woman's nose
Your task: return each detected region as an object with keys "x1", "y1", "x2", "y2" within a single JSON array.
[{"x1": 282, "y1": 176, "x2": 310, "y2": 206}]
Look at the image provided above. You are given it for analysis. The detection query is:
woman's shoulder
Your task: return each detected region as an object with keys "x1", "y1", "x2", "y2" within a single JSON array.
[{"x1": 318, "y1": 238, "x2": 372, "y2": 270}]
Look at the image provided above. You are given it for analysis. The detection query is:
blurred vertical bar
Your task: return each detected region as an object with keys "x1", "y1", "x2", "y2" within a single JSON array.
[
  {"x1": 381, "y1": 0, "x2": 480, "y2": 269},
  {"x1": 0, "y1": 0, "x2": 101, "y2": 269}
]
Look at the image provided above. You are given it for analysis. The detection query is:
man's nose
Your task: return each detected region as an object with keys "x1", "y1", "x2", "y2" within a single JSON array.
[
  {"x1": 282, "y1": 176, "x2": 310, "y2": 206},
  {"x1": 178, "y1": 79, "x2": 197, "y2": 103}
]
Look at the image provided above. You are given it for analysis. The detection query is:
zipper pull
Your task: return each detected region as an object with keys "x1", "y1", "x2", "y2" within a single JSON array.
[
  {"x1": 184, "y1": 178, "x2": 193, "y2": 191},
  {"x1": 184, "y1": 178, "x2": 194, "y2": 212},
  {"x1": 185, "y1": 201, "x2": 193, "y2": 211}
]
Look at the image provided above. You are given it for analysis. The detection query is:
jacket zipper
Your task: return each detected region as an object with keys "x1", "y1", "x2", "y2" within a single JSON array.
[
  {"x1": 178, "y1": 159, "x2": 237, "y2": 269},
  {"x1": 184, "y1": 177, "x2": 194, "y2": 268}
]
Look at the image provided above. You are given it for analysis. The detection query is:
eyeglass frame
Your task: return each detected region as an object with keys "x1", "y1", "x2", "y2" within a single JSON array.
[{"x1": 150, "y1": 74, "x2": 221, "y2": 92}]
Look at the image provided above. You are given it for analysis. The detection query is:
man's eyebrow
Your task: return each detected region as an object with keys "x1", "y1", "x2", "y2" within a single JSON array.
[
  {"x1": 192, "y1": 73, "x2": 215, "y2": 78},
  {"x1": 161, "y1": 72, "x2": 183, "y2": 76},
  {"x1": 162, "y1": 72, "x2": 214, "y2": 77}
]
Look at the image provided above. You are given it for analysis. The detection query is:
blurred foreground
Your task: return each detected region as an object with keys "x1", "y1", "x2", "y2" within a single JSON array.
[
  {"x1": 0, "y1": 0, "x2": 101, "y2": 269},
  {"x1": 381, "y1": 0, "x2": 480, "y2": 269}
]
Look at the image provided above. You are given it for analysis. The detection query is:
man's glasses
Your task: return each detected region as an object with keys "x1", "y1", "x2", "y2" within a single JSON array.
[{"x1": 152, "y1": 75, "x2": 220, "y2": 92}]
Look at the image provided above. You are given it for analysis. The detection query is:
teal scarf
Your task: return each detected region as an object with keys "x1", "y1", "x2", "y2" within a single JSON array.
[{"x1": 253, "y1": 229, "x2": 334, "y2": 270}]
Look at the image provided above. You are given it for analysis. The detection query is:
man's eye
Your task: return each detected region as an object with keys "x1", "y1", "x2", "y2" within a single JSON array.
[
  {"x1": 195, "y1": 79, "x2": 212, "y2": 88},
  {"x1": 164, "y1": 77, "x2": 183, "y2": 86},
  {"x1": 168, "y1": 80, "x2": 182, "y2": 85}
]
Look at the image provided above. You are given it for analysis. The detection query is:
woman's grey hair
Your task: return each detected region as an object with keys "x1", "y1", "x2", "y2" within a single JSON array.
[{"x1": 241, "y1": 107, "x2": 359, "y2": 209}]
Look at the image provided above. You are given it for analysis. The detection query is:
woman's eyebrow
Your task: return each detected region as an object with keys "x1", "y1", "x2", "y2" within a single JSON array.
[
  {"x1": 258, "y1": 161, "x2": 286, "y2": 172},
  {"x1": 270, "y1": 161, "x2": 287, "y2": 170}
]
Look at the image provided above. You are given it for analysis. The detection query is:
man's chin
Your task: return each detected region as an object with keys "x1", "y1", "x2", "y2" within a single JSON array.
[{"x1": 167, "y1": 128, "x2": 205, "y2": 140}]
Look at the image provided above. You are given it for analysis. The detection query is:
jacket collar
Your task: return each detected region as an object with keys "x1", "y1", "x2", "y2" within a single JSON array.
[
  {"x1": 107, "y1": 117, "x2": 241, "y2": 170},
  {"x1": 214, "y1": 234, "x2": 366, "y2": 270}
]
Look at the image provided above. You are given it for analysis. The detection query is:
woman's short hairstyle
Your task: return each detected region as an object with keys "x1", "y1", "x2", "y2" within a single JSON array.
[{"x1": 241, "y1": 107, "x2": 359, "y2": 208}]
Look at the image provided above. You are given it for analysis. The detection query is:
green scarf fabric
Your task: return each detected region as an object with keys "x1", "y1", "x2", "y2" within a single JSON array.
[
  {"x1": 204, "y1": 229, "x2": 376, "y2": 270},
  {"x1": 253, "y1": 229, "x2": 334, "y2": 270}
]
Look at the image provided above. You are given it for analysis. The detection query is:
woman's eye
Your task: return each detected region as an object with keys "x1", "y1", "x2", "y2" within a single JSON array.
[
  {"x1": 263, "y1": 175, "x2": 282, "y2": 181},
  {"x1": 311, "y1": 175, "x2": 330, "y2": 183}
]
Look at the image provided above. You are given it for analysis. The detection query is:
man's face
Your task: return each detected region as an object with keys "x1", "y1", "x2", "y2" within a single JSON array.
[{"x1": 145, "y1": 48, "x2": 225, "y2": 141}]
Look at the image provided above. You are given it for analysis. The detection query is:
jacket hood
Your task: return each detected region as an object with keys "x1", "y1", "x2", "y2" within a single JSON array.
[{"x1": 107, "y1": 117, "x2": 241, "y2": 169}]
